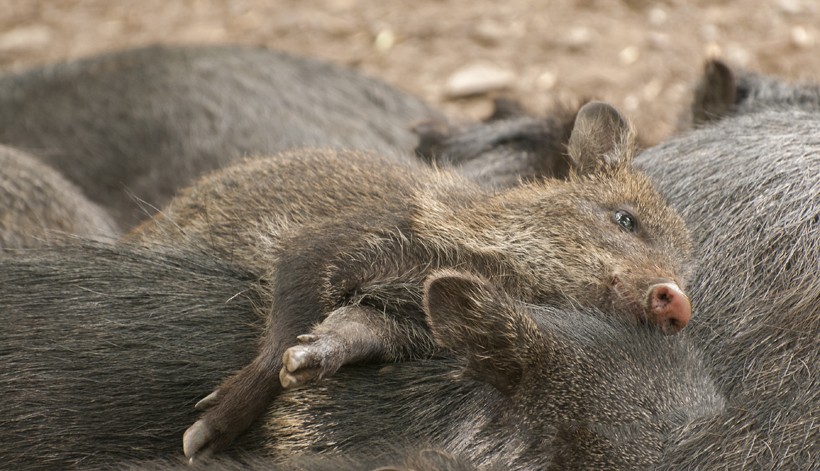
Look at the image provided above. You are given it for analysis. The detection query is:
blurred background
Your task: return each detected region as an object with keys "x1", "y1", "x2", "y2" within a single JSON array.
[{"x1": 1, "y1": 0, "x2": 817, "y2": 144}]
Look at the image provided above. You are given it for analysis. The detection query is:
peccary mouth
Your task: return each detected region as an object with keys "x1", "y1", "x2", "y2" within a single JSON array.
[{"x1": 609, "y1": 275, "x2": 646, "y2": 324}]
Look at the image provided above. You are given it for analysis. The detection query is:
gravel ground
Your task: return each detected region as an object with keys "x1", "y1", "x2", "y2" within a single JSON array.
[{"x1": 1, "y1": 0, "x2": 818, "y2": 144}]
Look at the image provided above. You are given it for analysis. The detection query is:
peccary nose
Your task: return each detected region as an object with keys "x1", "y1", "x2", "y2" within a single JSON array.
[{"x1": 646, "y1": 282, "x2": 691, "y2": 335}]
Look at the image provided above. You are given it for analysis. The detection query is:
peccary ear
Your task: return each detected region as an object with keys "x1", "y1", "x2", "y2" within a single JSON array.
[
  {"x1": 566, "y1": 101, "x2": 636, "y2": 175},
  {"x1": 486, "y1": 96, "x2": 529, "y2": 121},
  {"x1": 423, "y1": 270, "x2": 542, "y2": 396},
  {"x1": 692, "y1": 59, "x2": 736, "y2": 126},
  {"x1": 413, "y1": 119, "x2": 452, "y2": 164}
]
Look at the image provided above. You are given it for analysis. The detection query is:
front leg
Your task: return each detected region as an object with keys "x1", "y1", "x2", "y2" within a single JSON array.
[
  {"x1": 280, "y1": 303, "x2": 433, "y2": 389},
  {"x1": 182, "y1": 228, "x2": 420, "y2": 460}
]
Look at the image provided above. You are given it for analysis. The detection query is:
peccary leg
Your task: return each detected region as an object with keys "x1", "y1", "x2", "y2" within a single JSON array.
[
  {"x1": 183, "y1": 229, "x2": 427, "y2": 460},
  {"x1": 280, "y1": 304, "x2": 430, "y2": 389}
]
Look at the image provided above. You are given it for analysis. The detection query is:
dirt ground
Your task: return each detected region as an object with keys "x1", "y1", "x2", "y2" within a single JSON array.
[{"x1": 1, "y1": 0, "x2": 817, "y2": 144}]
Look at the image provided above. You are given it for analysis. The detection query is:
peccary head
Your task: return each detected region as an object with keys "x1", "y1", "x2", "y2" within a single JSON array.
[
  {"x1": 423, "y1": 270, "x2": 723, "y2": 468},
  {"x1": 463, "y1": 101, "x2": 694, "y2": 334},
  {"x1": 688, "y1": 59, "x2": 820, "y2": 127}
]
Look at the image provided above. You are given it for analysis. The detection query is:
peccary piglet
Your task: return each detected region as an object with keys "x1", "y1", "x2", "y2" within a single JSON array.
[
  {"x1": 0, "y1": 145, "x2": 118, "y2": 248},
  {"x1": 130, "y1": 101, "x2": 694, "y2": 459},
  {"x1": 414, "y1": 97, "x2": 579, "y2": 188},
  {"x1": 255, "y1": 271, "x2": 723, "y2": 469},
  {"x1": 0, "y1": 44, "x2": 442, "y2": 228}
]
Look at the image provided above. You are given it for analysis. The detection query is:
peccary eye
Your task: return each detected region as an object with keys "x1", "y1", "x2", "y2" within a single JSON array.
[{"x1": 614, "y1": 210, "x2": 637, "y2": 233}]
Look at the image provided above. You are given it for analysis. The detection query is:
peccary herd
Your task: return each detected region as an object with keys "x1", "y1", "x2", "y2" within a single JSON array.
[{"x1": 0, "y1": 44, "x2": 817, "y2": 471}]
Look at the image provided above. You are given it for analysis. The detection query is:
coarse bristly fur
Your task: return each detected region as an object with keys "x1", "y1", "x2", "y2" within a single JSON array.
[
  {"x1": 0, "y1": 144, "x2": 119, "y2": 249},
  {"x1": 413, "y1": 97, "x2": 580, "y2": 188},
  {"x1": 638, "y1": 61, "x2": 820, "y2": 468},
  {"x1": 0, "y1": 245, "x2": 714, "y2": 470},
  {"x1": 255, "y1": 271, "x2": 723, "y2": 470},
  {"x1": 0, "y1": 44, "x2": 442, "y2": 228},
  {"x1": 128, "y1": 101, "x2": 695, "y2": 459}
]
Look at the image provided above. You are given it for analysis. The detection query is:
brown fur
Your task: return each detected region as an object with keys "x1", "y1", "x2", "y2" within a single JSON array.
[{"x1": 129, "y1": 102, "x2": 693, "y2": 459}]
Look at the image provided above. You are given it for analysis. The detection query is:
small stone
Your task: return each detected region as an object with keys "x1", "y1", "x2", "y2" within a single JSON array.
[
  {"x1": 374, "y1": 29, "x2": 395, "y2": 52},
  {"x1": 472, "y1": 20, "x2": 507, "y2": 46},
  {"x1": 444, "y1": 63, "x2": 515, "y2": 98},
  {"x1": 565, "y1": 27, "x2": 592, "y2": 50},
  {"x1": 647, "y1": 32, "x2": 669, "y2": 50},
  {"x1": 0, "y1": 25, "x2": 52, "y2": 51},
  {"x1": 778, "y1": 0, "x2": 802, "y2": 15},
  {"x1": 619, "y1": 46, "x2": 640, "y2": 65},
  {"x1": 791, "y1": 26, "x2": 814, "y2": 49},
  {"x1": 648, "y1": 7, "x2": 668, "y2": 26},
  {"x1": 643, "y1": 78, "x2": 663, "y2": 101},
  {"x1": 623, "y1": 95, "x2": 640, "y2": 112},
  {"x1": 704, "y1": 42, "x2": 723, "y2": 58},
  {"x1": 536, "y1": 71, "x2": 558, "y2": 91},
  {"x1": 725, "y1": 45, "x2": 752, "y2": 67}
]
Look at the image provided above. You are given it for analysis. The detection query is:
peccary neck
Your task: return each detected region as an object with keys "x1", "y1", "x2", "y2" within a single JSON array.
[{"x1": 410, "y1": 180, "x2": 582, "y2": 302}]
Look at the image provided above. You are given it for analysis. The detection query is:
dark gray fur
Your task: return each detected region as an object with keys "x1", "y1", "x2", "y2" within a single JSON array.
[
  {"x1": 0, "y1": 246, "x2": 718, "y2": 470},
  {"x1": 0, "y1": 244, "x2": 262, "y2": 469},
  {"x1": 637, "y1": 65, "x2": 820, "y2": 468},
  {"x1": 0, "y1": 44, "x2": 442, "y2": 227},
  {"x1": 414, "y1": 99, "x2": 578, "y2": 187},
  {"x1": 0, "y1": 144, "x2": 118, "y2": 248},
  {"x1": 253, "y1": 271, "x2": 722, "y2": 470}
]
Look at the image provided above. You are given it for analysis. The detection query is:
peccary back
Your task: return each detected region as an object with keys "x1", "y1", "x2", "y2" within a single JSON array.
[
  {"x1": 0, "y1": 44, "x2": 442, "y2": 227},
  {"x1": 0, "y1": 145, "x2": 118, "y2": 248},
  {"x1": 0, "y1": 244, "x2": 262, "y2": 468},
  {"x1": 637, "y1": 69, "x2": 819, "y2": 468}
]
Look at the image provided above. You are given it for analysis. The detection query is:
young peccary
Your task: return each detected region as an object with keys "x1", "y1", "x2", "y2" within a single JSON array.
[
  {"x1": 130, "y1": 101, "x2": 694, "y2": 459},
  {"x1": 0, "y1": 145, "x2": 118, "y2": 248},
  {"x1": 637, "y1": 62, "x2": 820, "y2": 468},
  {"x1": 413, "y1": 97, "x2": 579, "y2": 188},
  {"x1": 0, "y1": 44, "x2": 442, "y2": 228}
]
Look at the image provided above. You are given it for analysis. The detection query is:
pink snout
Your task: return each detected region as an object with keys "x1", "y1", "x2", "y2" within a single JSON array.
[{"x1": 645, "y1": 282, "x2": 691, "y2": 335}]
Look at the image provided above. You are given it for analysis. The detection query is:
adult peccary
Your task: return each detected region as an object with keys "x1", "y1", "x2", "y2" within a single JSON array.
[
  {"x1": 0, "y1": 245, "x2": 717, "y2": 470},
  {"x1": 129, "y1": 101, "x2": 694, "y2": 459},
  {"x1": 0, "y1": 144, "x2": 118, "y2": 248},
  {"x1": 246, "y1": 270, "x2": 721, "y2": 470},
  {"x1": 0, "y1": 44, "x2": 442, "y2": 228},
  {"x1": 687, "y1": 58, "x2": 820, "y2": 127},
  {"x1": 410, "y1": 62, "x2": 819, "y2": 467},
  {"x1": 0, "y1": 243, "x2": 263, "y2": 469},
  {"x1": 635, "y1": 61, "x2": 820, "y2": 468},
  {"x1": 122, "y1": 448, "x2": 480, "y2": 471},
  {"x1": 414, "y1": 97, "x2": 579, "y2": 187}
]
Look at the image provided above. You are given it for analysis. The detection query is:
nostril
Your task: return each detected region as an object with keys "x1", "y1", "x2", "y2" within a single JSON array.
[{"x1": 646, "y1": 282, "x2": 692, "y2": 335}]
